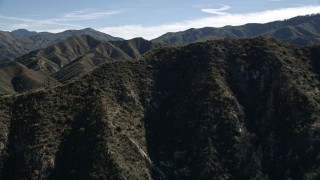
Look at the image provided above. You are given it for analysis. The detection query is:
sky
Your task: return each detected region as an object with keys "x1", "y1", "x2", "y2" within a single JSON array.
[{"x1": 0, "y1": 0, "x2": 319, "y2": 39}]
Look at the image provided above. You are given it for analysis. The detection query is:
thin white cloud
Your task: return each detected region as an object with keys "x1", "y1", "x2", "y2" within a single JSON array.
[
  {"x1": 268, "y1": 0, "x2": 286, "y2": 2},
  {"x1": 201, "y1": 4, "x2": 231, "y2": 15},
  {"x1": 2, "y1": 5, "x2": 319, "y2": 39},
  {"x1": 0, "y1": 15, "x2": 82, "y2": 29},
  {"x1": 62, "y1": 9, "x2": 121, "y2": 21},
  {"x1": 0, "y1": 9, "x2": 121, "y2": 32},
  {"x1": 98, "y1": 5, "x2": 320, "y2": 40}
]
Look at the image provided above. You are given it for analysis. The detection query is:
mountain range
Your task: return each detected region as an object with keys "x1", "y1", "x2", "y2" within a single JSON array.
[
  {"x1": 0, "y1": 35, "x2": 160, "y2": 94},
  {"x1": 0, "y1": 14, "x2": 320, "y2": 180},
  {"x1": 0, "y1": 37, "x2": 319, "y2": 179},
  {"x1": 1, "y1": 14, "x2": 320, "y2": 65},
  {"x1": 152, "y1": 14, "x2": 320, "y2": 46},
  {"x1": 0, "y1": 28, "x2": 123, "y2": 63}
]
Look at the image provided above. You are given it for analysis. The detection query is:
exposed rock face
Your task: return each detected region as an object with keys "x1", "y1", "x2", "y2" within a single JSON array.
[{"x1": 0, "y1": 38, "x2": 319, "y2": 179}]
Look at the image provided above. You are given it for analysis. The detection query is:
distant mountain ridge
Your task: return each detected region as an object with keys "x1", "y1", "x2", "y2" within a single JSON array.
[
  {"x1": 0, "y1": 31, "x2": 35, "y2": 63},
  {"x1": 1, "y1": 14, "x2": 320, "y2": 64},
  {"x1": 11, "y1": 29, "x2": 38, "y2": 37},
  {"x1": 12, "y1": 28, "x2": 124, "y2": 47},
  {"x1": 152, "y1": 14, "x2": 320, "y2": 46},
  {"x1": 0, "y1": 28, "x2": 124, "y2": 63},
  {"x1": 0, "y1": 35, "x2": 160, "y2": 94}
]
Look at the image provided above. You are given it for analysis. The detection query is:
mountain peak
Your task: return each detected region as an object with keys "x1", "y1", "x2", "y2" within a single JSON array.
[
  {"x1": 11, "y1": 29, "x2": 38, "y2": 36},
  {"x1": 82, "y1": 28, "x2": 96, "y2": 31},
  {"x1": 58, "y1": 28, "x2": 123, "y2": 42}
]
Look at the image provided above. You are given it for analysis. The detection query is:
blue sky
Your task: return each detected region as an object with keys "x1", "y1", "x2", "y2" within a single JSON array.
[{"x1": 0, "y1": 0, "x2": 319, "y2": 39}]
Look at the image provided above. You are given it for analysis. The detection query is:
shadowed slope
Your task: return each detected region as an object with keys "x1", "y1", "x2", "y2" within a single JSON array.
[
  {"x1": 0, "y1": 62, "x2": 58, "y2": 94},
  {"x1": 0, "y1": 31, "x2": 36, "y2": 63},
  {"x1": 0, "y1": 38, "x2": 319, "y2": 179},
  {"x1": 111, "y1": 37, "x2": 162, "y2": 59}
]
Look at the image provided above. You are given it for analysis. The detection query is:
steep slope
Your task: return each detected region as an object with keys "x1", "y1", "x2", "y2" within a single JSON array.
[
  {"x1": 0, "y1": 35, "x2": 132, "y2": 94},
  {"x1": 111, "y1": 37, "x2": 162, "y2": 59},
  {"x1": 0, "y1": 38, "x2": 319, "y2": 179},
  {"x1": 15, "y1": 35, "x2": 131, "y2": 75},
  {"x1": 152, "y1": 14, "x2": 320, "y2": 46},
  {"x1": 0, "y1": 62, "x2": 58, "y2": 94},
  {"x1": 0, "y1": 31, "x2": 37, "y2": 63},
  {"x1": 52, "y1": 41, "x2": 133, "y2": 82},
  {"x1": 15, "y1": 35, "x2": 103, "y2": 74}
]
